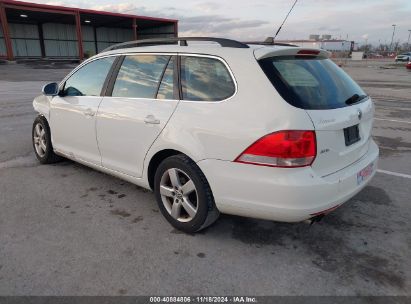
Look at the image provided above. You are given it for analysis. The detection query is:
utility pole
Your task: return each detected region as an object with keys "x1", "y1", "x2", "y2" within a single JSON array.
[{"x1": 389, "y1": 24, "x2": 396, "y2": 53}]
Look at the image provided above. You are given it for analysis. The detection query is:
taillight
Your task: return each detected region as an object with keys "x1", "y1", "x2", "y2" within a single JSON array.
[{"x1": 234, "y1": 130, "x2": 316, "y2": 168}]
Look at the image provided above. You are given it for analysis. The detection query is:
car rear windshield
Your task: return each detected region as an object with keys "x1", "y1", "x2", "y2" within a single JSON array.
[{"x1": 258, "y1": 56, "x2": 367, "y2": 110}]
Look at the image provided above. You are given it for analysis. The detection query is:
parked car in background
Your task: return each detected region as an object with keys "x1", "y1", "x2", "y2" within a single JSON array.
[
  {"x1": 32, "y1": 37, "x2": 379, "y2": 233},
  {"x1": 406, "y1": 61, "x2": 411, "y2": 69},
  {"x1": 364, "y1": 52, "x2": 383, "y2": 59},
  {"x1": 395, "y1": 52, "x2": 411, "y2": 62}
]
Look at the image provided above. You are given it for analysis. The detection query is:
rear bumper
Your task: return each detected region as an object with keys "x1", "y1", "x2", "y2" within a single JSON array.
[{"x1": 197, "y1": 140, "x2": 379, "y2": 222}]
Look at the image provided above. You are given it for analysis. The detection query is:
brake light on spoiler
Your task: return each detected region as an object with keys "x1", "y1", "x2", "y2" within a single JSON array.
[
  {"x1": 235, "y1": 130, "x2": 317, "y2": 168},
  {"x1": 296, "y1": 49, "x2": 320, "y2": 56}
]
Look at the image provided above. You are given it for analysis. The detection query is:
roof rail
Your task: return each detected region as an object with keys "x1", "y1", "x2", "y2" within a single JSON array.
[
  {"x1": 244, "y1": 41, "x2": 298, "y2": 47},
  {"x1": 101, "y1": 37, "x2": 250, "y2": 52}
]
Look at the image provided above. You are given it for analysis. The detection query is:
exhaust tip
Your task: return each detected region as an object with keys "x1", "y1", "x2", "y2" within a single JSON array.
[{"x1": 304, "y1": 214, "x2": 325, "y2": 225}]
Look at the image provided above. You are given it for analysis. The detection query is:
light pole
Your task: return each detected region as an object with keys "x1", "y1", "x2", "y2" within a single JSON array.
[
  {"x1": 408, "y1": 30, "x2": 411, "y2": 51},
  {"x1": 364, "y1": 38, "x2": 369, "y2": 62},
  {"x1": 389, "y1": 24, "x2": 396, "y2": 53}
]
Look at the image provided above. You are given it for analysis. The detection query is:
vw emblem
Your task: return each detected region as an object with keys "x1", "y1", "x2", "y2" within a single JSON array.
[{"x1": 357, "y1": 109, "x2": 362, "y2": 120}]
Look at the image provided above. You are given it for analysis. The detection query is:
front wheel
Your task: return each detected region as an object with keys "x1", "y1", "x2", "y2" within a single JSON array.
[
  {"x1": 32, "y1": 116, "x2": 62, "y2": 164},
  {"x1": 154, "y1": 155, "x2": 219, "y2": 233}
]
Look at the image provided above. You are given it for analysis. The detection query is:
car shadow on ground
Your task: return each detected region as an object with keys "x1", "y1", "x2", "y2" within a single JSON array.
[
  {"x1": 40, "y1": 157, "x2": 407, "y2": 292},
  {"x1": 202, "y1": 187, "x2": 405, "y2": 291}
]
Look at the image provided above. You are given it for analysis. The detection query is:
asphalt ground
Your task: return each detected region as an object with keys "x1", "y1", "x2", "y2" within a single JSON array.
[{"x1": 0, "y1": 60, "x2": 410, "y2": 296}]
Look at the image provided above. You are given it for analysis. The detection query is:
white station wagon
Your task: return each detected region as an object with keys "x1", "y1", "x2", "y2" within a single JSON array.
[{"x1": 32, "y1": 37, "x2": 379, "y2": 233}]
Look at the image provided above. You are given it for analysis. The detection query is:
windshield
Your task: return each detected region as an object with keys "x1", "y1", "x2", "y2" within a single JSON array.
[{"x1": 258, "y1": 56, "x2": 367, "y2": 110}]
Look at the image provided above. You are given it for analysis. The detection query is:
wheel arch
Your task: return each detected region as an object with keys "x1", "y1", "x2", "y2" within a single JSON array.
[
  {"x1": 34, "y1": 111, "x2": 56, "y2": 149},
  {"x1": 146, "y1": 149, "x2": 200, "y2": 190},
  {"x1": 33, "y1": 95, "x2": 52, "y2": 121}
]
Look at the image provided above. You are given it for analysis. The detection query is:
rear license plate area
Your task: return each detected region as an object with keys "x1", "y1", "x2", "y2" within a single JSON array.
[
  {"x1": 344, "y1": 124, "x2": 360, "y2": 146},
  {"x1": 357, "y1": 162, "x2": 374, "y2": 185}
]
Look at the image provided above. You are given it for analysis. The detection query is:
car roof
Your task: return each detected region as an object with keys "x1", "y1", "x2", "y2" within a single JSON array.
[
  {"x1": 99, "y1": 43, "x2": 259, "y2": 56},
  {"x1": 92, "y1": 37, "x2": 331, "y2": 61},
  {"x1": 96, "y1": 43, "x2": 314, "y2": 59}
]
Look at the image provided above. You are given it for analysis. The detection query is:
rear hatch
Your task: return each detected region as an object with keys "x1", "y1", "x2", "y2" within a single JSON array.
[
  {"x1": 255, "y1": 47, "x2": 374, "y2": 176},
  {"x1": 305, "y1": 100, "x2": 373, "y2": 176}
]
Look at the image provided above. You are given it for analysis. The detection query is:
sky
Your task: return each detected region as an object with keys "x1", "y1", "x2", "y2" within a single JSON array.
[{"x1": 29, "y1": 0, "x2": 411, "y2": 45}]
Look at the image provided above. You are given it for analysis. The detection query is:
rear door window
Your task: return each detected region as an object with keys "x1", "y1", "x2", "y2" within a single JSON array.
[
  {"x1": 180, "y1": 56, "x2": 235, "y2": 101},
  {"x1": 259, "y1": 56, "x2": 367, "y2": 109},
  {"x1": 112, "y1": 55, "x2": 170, "y2": 98},
  {"x1": 156, "y1": 56, "x2": 175, "y2": 100}
]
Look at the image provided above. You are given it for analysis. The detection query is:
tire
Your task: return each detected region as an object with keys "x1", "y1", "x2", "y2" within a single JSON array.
[
  {"x1": 154, "y1": 154, "x2": 219, "y2": 233},
  {"x1": 32, "y1": 115, "x2": 62, "y2": 164}
]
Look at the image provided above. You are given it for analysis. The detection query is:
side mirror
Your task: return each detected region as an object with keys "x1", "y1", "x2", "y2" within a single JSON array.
[{"x1": 42, "y1": 82, "x2": 59, "y2": 96}]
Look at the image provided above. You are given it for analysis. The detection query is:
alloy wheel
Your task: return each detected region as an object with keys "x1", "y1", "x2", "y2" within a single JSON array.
[
  {"x1": 33, "y1": 123, "x2": 47, "y2": 157},
  {"x1": 159, "y1": 168, "x2": 198, "y2": 222}
]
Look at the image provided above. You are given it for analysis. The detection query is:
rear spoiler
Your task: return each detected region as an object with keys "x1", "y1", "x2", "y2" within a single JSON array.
[{"x1": 254, "y1": 47, "x2": 330, "y2": 60}]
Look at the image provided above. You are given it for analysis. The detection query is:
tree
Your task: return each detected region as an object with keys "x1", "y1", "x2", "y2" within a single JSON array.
[{"x1": 392, "y1": 40, "x2": 401, "y2": 52}]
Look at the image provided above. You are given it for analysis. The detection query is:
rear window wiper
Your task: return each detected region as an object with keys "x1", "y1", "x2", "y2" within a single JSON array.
[{"x1": 345, "y1": 94, "x2": 368, "y2": 105}]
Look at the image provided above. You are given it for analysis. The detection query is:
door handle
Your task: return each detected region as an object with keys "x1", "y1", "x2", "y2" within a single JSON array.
[
  {"x1": 84, "y1": 108, "x2": 95, "y2": 117},
  {"x1": 144, "y1": 115, "x2": 160, "y2": 124}
]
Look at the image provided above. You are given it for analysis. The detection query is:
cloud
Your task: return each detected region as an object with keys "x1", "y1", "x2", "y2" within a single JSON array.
[
  {"x1": 194, "y1": 2, "x2": 222, "y2": 13},
  {"x1": 177, "y1": 15, "x2": 270, "y2": 40},
  {"x1": 27, "y1": 0, "x2": 411, "y2": 44},
  {"x1": 85, "y1": 3, "x2": 271, "y2": 40},
  {"x1": 275, "y1": 0, "x2": 411, "y2": 43},
  {"x1": 91, "y1": 3, "x2": 136, "y2": 13},
  {"x1": 317, "y1": 26, "x2": 342, "y2": 32},
  {"x1": 43, "y1": 1, "x2": 74, "y2": 7}
]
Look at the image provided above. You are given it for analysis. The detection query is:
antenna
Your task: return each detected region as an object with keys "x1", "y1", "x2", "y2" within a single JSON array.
[{"x1": 273, "y1": 0, "x2": 298, "y2": 43}]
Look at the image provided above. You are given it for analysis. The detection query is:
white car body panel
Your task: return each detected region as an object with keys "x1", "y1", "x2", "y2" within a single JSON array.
[
  {"x1": 32, "y1": 42, "x2": 379, "y2": 223},
  {"x1": 33, "y1": 94, "x2": 51, "y2": 120},
  {"x1": 253, "y1": 46, "x2": 330, "y2": 60},
  {"x1": 50, "y1": 95, "x2": 102, "y2": 165},
  {"x1": 96, "y1": 96, "x2": 179, "y2": 177},
  {"x1": 197, "y1": 140, "x2": 378, "y2": 222},
  {"x1": 306, "y1": 98, "x2": 375, "y2": 177},
  {"x1": 146, "y1": 50, "x2": 314, "y2": 163}
]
